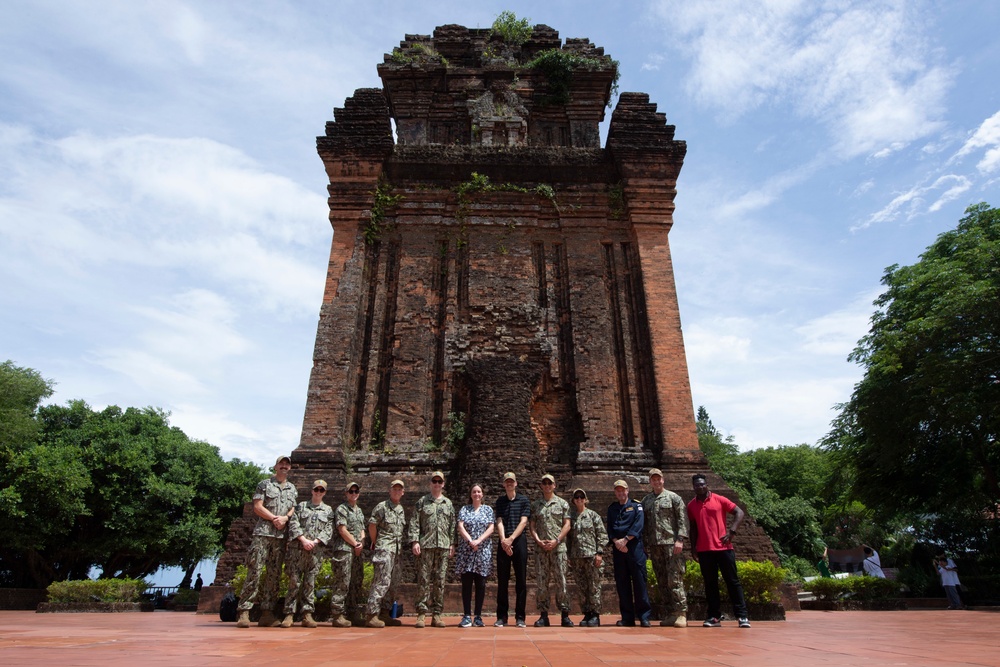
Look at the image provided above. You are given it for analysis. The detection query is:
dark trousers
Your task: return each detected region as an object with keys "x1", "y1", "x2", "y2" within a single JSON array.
[
  {"x1": 461, "y1": 572, "x2": 486, "y2": 617},
  {"x1": 496, "y1": 537, "x2": 527, "y2": 621},
  {"x1": 698, "y1": 549, "x2": 748, "y2": 620},
  {"x1": 612, "y1": 543, "x2": 651, "y2": 624}
]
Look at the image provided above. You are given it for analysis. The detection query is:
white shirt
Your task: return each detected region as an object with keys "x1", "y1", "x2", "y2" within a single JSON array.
[
  {"x1": 937, "y1": 558, "x2": 961, "y2": 587},
  {"x1": 862, "y1": 550, "x2": 885, "y2": 578}
]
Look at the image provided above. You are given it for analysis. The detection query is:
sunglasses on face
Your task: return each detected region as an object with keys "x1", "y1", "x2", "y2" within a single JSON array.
[
  {"x1": 573, "y1": 495, "x2": 585, "y2": 500},
  {"x1": 347, "y1": 489, "x2": 360, "y2": 494},
  {"x1": 541, "y1": 481, "x2": 554, "y2": 486},
  {"x1": 432, "y1": 480, "x2": 444, "y2": 484},
  {"x1": 313, "y1": 488, "x2": 326, "y2": 493}
]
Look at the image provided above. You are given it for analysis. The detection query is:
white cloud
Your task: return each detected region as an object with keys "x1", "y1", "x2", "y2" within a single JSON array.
[
  {"x1": 648, "y1": 0, "x2": 952, "y2": 157},
  {"x1": 954, "y1": 111, "x2": 1000, "y2": 158},
  {"x1": 0, "y1": 125, "x2": 328, "y2": 313},
  {"x1": 858, "y1": 174, "x2": 971, "y2": 230},
  {"x1": 795, "y1": 291, "x2": 877, "y2": 356}
]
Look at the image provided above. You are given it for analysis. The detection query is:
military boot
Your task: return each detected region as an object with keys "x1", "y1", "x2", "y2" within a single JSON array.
[
  {"x1": 280, "y1": 613, "x2": 294, "y2": 628},
  {"x1": 590, "y1": 614, "x2": 601, "y2": 627},
  {"x1": 561, "y1": 611, "x2": 574, "y2": 627},
  {"x1": 659, "y1": 615, "x2": 675, "y2": 627},
  {"x1": 366, "y1": 614, "x2": 385, "y2": 628},
  {"x1": 258, "y1": 610, "x2": 281, "y2": 627},
  {"x1": 580, "y1": 611, "x2": 593, "y2": 627},
  {"x1": 533, "y1": 611, "x2": 550, "y2": 627},
  {"x1": 432, "y1": 614, "x2": 446, "y2": 628},
  {"x1": 415, "y1": 613, "x2": 426, "y2": 628},
  {"x1": 380, "y1": 610, "x2": 402, "y2": 626},
  {"x1": 331, "y1": 614, "x2": 352, "y2": 628},
  {"x1": 301, "y1": 612, "x2": 317, "y2": 628},
  {"x1": 236, "y1": 610, "x2": 251, "y2": 628},
  {"x1": 673, "y1": 615, "x2": 687, "y2": 628}
]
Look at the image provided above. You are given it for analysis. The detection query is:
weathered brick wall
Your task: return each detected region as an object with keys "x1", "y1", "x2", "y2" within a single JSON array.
[{"x1": 219, "y1": 21, "x2": 777, "y2": 580}]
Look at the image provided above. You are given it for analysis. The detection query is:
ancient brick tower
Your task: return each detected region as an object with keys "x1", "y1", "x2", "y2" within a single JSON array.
[{"x1": 214, "y1": 23, "x2": 775, "y2": 586}]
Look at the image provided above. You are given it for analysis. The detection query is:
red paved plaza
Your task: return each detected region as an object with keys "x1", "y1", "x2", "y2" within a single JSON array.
[{"x1": 0, "y1": 610, "x2": 995, "y2": 666}]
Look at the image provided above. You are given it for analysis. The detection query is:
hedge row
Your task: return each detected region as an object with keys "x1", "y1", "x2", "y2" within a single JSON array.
[{"x1": 46, "y1": 578, "x2": 148, "y2": 603}]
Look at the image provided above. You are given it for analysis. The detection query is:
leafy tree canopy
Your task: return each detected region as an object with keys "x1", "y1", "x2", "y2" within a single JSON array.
[
  {"x1": 0, "y1": 361, "x2": 266, "y2": 587},
  {"x1": 824, "y1": 202, "x2": 1000, "y2": 554}
]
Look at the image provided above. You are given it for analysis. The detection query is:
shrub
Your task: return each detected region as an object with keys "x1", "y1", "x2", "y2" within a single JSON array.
[
  {"x1": 803, "y1": 577, "x2": 851, "y2": 601},
  {"x1": 489, "y1": 11, "x2": 532, "y2": 46},
  {"x1": 803, "y1": 575, "x2": 902, "y2": 601},
  {"x1": 781, "y1": 555, "x2": 819, "y2": 582},
  {"x1": 46, "y1": 578, "x2": 148, "y2": 603},
  {"x1": 684, "y1": 559, "x2": 786, "y2": 604},
  {"x1": 172, "y1": 588, "x2": 200, "y2": 605},
  {"x1": 849, "y1": 575, "x2": 902, "y2": 600}
]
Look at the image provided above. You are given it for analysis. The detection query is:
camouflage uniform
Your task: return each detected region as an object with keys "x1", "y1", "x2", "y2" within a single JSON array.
[
  {"x1": 364, "y1": 498, "x2": 406, "y2": 617},
  {"x1": 330, "y1": 502, "x2": 366, "y2": 618},
  {"x1": 238, "y1": 477, "x2": 298, "y2": 612},
  {"x1": 641, "y1": 487, "x2": 689, "y2": 617},
  {"x1": 532, "y1": 494, "x2": 571, "y2": 613},
  {"x1": 568, "y1": 506, "x2": 608, "y2": 616},
  {"x1": 408, "y1": 494, "x2": 456, "y2": 615},
  {"x1": 283, "y1": 499, "x2": 334, "y2": 614}
]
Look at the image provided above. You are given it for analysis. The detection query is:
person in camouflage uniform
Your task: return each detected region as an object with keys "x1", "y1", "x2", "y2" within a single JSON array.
[
  {"x1": 567, "y1": 488, "x2": 608, "y2": 627},
  {"x1": 237, "y1": 455, "x2": 298, "y2": 628},
  {"x1": 364, "y1": 478, "x2": 406, "y2": 628},
  {"x1": 281, "y1": 479, "x2": 335, "y2": 628},
  {"x1": 408, "y1": 470, "x2": 455, "y2": 628},
  {"x1": 530, "y1": 473, "x2": 572, "y2": 627},
  {"x1": 641, "y1": 468, "x2": 689, "y2": 627},
  {"x1": 329, "y1": 481, "x2": 366, "y2": 627}
]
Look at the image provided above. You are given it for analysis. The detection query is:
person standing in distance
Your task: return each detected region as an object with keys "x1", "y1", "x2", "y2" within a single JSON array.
[
  {"x1": 530, "y1": 473, "x2": 572, "y2": 627},
  {"x1": 687, "y1": 473, "x2": 750, "y2": 628},
  {"x1": 494, "y1": 471, "x2": 531, "y2": 628},
  {"x1": 281, "y1": 479, "x2": 334, "y2": 628},
  {"x1": 567, "y1": 488, "x2": 608, "y2": 627},
  {"x1": 236, "y1": 455, "x2": 297, "y2": 628},
  {"x1": 364, "y1": 479, "x2": 406, "y2": 628},
  {"x1": 409, "y1": 471, "x2": 456, "y2": 628},
  {"x1": 607, "y1": 479, "x2": 652, "y2": 627},
  {"x1": 641, "y1": 468, "x2": 689, "y2": 628},
  {"x1": 935, "y1": 552, "x2": 963, "y2": 609},
  {"x1": 330, "y1": 481, "x2": 365, "y2": 627}
]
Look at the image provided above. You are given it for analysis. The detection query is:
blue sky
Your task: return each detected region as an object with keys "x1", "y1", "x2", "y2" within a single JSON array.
[{"x1": 3, "y1": 0, "x2": 999, "y2": 467}]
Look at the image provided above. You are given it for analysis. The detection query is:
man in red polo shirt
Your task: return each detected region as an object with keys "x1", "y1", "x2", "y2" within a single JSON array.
[{"x1": 687, "y1": 473, "x2": 750, "y2": 628}]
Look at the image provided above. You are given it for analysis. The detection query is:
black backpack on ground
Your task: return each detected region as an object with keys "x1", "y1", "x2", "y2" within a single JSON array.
[{"x1": 219, "y1": 591, "x2": 238, "y2": 622}]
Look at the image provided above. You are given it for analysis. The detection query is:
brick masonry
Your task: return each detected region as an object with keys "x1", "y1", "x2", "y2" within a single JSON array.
[{"x1": 217, "y1": 21, "x2": 776, "y2": 594}]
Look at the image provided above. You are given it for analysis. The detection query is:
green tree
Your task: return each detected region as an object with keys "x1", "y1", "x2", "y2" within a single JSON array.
[
  {"x1": 0, "y1": 362, "x2": 267, "y2": 587},
  {"x1": 825, "y1": 202, "x2": 1000, "y2": 554},
  {"x1": 696, "y1": 407, "x2": 827, "y2": 566}
]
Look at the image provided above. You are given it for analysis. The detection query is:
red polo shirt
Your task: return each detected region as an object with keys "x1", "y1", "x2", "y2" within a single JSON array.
[{"x1": 687, "y1": 492, "x2": 736, "y2": 552}]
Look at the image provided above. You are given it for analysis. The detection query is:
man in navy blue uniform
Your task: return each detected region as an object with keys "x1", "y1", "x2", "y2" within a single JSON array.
[{"x1": 606, "y1": 479, "x2": 651, "y2": 627}]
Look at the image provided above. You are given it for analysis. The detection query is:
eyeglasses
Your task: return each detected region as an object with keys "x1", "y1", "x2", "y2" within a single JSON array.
[
  {"x1": 313, "y1": 487, "x2": 326, "y2": 493},
  {"x1": 347, "y1": 489, "x2": 360, "y2": 494}
]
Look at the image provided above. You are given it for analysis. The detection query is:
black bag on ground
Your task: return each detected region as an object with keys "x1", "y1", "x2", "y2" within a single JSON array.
[{"x1": 219, "y1": 591, "x2": 238, "y2": 622}]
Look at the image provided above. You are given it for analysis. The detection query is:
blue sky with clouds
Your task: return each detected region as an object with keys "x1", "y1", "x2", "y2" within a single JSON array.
[{"x1": 3, "y1": 0, "x2": 999, "y2": 467}]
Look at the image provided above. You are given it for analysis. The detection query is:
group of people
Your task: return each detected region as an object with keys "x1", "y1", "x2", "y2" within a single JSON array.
[{"x1": 235, "y1": 456, "x2": 754, "y2": 629}]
